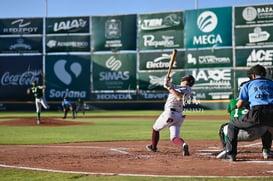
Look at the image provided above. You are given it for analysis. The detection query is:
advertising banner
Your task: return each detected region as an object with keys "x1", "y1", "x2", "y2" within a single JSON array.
[
  {"x1": 139, "y1": 50, "x2": 185, "y2": 71},
  {"x1": 138, "y1": 70, "x2": 201, "y2": 106},
  {"x1": 46, "y1": 35, "x2": 90, "y2": 52},
  {"x1": 45, "y1": 55, "x2": 90, "y2": 101},
  {"x1": 92, "y1": 53, "x2": 136, "y2": 90},
  {"x1": 235, "y1": 25, "x2": 273, "y2": 47},
  {"x1": 185, "y1": 48, "x2": 233, "y2": 68},
  {"x1": 92, "y1": 15, "x2": 136, "y2": 51},
  {"x1": 0, "y1": 37, "x2": 42, "y2": 53},
  {"x1": 0, "y1": 56, "x2": 43, "y2": 101},
  {"x1": 46, "y1": 16, "x2": 89, "y2": 34},
  {"x1": 90, "y1": 92, "x2": 138, "y2": 101},
  {"x1": 0, "y1": 18, "x2": 43, "y2": 34},
  {"x1": 138, "y1": 11, "x2": 184, "y2": 50},
  {"x1": 235, "y1": 4, "x2": 273, "y2": 26},
  {"x1": 184, "y1": 7, "x2": 232, "y2": 48},
  {"x1": 235, "y1": 47, "x2": 273, "y2": 67},
  {"x1": 189, "y1": 68, "x2": 233, "y2": 100}
]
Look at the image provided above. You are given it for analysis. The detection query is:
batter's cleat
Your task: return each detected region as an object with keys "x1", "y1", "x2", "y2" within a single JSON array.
[
  {"x1": 262, "y1": 149, "x2": 273, "y2": 159},
  {"x1": 146, "y1": 144, "x2": 158, "y2": 152},
  {"x1": 37, "y1": 119, "x2": 40, "y2": 125},
  {"x1": 182, "y1": 143, "x2": 190, "y2": 156}
]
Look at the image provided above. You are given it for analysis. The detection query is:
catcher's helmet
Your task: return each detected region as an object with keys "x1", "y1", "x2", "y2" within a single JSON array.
[
  {"x1": 247, "y1": 64, "x2": 266, "y2": 77},
  {"x1": 181, "y1": 75, "x2": 195, "y2": 87}
]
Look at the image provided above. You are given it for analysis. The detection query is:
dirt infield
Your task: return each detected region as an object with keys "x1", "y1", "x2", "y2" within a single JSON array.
[{"x1": 0, "y1": 116, "x2": 273, "y2": 177}]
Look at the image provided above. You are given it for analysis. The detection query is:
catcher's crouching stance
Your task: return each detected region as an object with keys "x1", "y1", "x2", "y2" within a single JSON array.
[{"x1": 146, "y1": 75, "x2": 195, "y2": 156}]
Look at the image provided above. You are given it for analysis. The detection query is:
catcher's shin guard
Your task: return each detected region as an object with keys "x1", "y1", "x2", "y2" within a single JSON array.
[{"x1": 219, "y1": 123, "x2": 228, "y2": 149}]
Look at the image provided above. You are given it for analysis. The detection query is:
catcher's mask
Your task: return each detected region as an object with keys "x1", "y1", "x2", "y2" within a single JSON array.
[
  {"x1": 181, "y1": 75, "x2": 195, "y2": 87},
  {"x1": 247, "y1": 64, "x2": 266, "y2": 78}
]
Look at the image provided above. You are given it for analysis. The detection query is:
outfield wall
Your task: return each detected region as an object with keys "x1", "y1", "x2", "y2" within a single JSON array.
[{"x1": 0, "y1": 3, "x2": 273, "y2": 110}]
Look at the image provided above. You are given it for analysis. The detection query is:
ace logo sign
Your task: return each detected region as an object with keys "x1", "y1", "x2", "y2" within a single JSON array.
[{"x1": 45, "y1": 55, "x2": 90, "y2": 100}]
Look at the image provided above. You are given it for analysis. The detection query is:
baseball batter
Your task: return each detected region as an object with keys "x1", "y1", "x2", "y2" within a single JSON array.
[
  {"x1": 146, "y1": 75, "x2": 195, "y2": 156},
  {"x1": 27, "y1": 80, "x2": 50, "y2": 124}
]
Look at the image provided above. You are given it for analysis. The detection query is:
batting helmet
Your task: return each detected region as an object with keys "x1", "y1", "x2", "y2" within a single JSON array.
[
  {"x1": 181, "y1": 75, "x2": 195, "y2": 87},
  {"x1": 247, "y1": 64, "x2": 266, "y2": 77}
]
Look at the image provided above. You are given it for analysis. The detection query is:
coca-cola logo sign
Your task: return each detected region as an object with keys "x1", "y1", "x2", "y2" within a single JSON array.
[{"x1": 1, "y1": 69, "x2": 42, "y2": 86}]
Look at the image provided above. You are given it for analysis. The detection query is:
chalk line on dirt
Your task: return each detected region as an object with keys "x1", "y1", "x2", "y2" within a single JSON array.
[{"x1": 1, "y1": 164, "x2": 273, "y2": 178}]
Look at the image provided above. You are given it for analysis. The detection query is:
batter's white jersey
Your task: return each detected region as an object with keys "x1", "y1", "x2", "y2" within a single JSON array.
[{"x1": 153, "y1": 85, "x2": 192, "y2": 140}]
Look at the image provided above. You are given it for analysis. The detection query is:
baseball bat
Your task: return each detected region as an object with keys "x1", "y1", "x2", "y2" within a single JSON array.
[{"x1": 166, "y1": 49, "x2": 177, "y2": 78}]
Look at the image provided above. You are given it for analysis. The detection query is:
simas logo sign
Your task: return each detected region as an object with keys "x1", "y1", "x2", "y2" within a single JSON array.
[{"x1": 99, "y1": 56, "x2": 129, "y2": 81}]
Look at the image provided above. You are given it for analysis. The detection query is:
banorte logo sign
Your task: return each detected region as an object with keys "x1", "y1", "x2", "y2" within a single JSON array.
[
  {"x1": 197, "y1": 11, "x2": 218, "y2": 33},
  {"x1": 53, "y1": 60, "x2": 82, "y2": 85}
]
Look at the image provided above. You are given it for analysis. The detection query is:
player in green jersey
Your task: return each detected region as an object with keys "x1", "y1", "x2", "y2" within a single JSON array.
[{"x1": 27, "y1": 81, "x2": 50, "y2": 124}]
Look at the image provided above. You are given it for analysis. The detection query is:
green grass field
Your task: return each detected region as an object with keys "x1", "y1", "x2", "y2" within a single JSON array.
[{"x1": 0, "y1": 110, "x2": 271, "y2": 181}]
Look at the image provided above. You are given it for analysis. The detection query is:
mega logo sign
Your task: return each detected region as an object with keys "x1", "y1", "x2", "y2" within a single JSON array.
[{"x1": 184, "y1": 7, "x2": 232, "y2": 48}]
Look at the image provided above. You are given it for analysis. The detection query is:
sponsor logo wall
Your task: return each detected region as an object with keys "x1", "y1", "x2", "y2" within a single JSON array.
[{"x1": 0, "y1": 3, "x2": 273, "y2": 110}]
